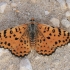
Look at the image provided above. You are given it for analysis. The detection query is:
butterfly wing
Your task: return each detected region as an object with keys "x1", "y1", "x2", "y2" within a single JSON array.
[
  {"x1": 0, "y1": 24, "x2": 31, "y2": 57},
  {"x1": 35, "y1": 23, "x2": 70, "y2": 55}
]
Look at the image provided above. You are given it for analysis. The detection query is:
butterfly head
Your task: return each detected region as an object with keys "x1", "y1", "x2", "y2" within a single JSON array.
[{"x1": 30, "y1": 18, "x2": 35, "y2": 22}]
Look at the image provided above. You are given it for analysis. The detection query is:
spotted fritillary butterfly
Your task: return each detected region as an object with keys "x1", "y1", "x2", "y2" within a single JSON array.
[{"x1": 0, "y1": 18, "x2": 70, "y2": 57}]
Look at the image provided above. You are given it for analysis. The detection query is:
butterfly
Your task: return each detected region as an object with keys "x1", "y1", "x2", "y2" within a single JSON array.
[{"x1": 0, "y1": 18, "x2": 70, "y2": 57}]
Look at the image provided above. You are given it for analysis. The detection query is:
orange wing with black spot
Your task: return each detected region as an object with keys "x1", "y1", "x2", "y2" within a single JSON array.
[
  {"x1": 0, "y1": 24, "x2": 31, "y2": 57},
  {"x1": 35, "y1": 23, "x2": 70, "y2": 55}
]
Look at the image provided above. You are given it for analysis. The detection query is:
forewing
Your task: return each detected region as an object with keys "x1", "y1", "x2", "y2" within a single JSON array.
[
  {"x1": 0, "y1": 24, "x2": 31, "y2": 57},
  {"x1": 35, "y1": 23, "x2": 70, "y2": 55}
]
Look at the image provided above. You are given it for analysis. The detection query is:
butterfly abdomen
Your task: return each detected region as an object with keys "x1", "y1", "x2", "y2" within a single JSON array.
[{"x1": 30, "y1": 37, "x2": 36, "y2": 49}]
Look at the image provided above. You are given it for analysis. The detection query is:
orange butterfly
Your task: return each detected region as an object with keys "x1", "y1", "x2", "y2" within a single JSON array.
[{"x1": 0, "y1": 18, "x2": 70, "y2": 57}]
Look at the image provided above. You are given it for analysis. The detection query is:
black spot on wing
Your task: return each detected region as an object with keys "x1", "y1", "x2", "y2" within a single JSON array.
[
  {"x1": 47, "y1": 37, "x2": 50, "y2": 39},
  {"x1": 10, "y1": 30, "x2": 13, "y2": 34},
  {"x1": 67, "y1": 33, "x2": 70, "y2": 36},
  {"x1": 20, "y1": 51, "x2": 22, "y2": 53},
  {"x1": 58, "y1": 40, "x2": 61, "y2": 43},
  {"x1": 20, "y1": 40, "x2": 23, "y2": 42},
  {"x1": 18, "y1": 27, "x2": 20, "y2": 30},
  {"x1": 44, "y1": 50, "x2": 47, "y2": 52},
  {"x1": 40, "y1": 40, "x2": 42, "y2": 43},
  {"x1": 52, "y1": 29, "x2": 55, "y2": 33},
  {"x1": 49, "y1": 33, "x2": 52, "y2": 36},
  {"x1": 9, "y1": 36, "x2": 11, "y2": 38},
  {"x1": 67, "y1": 36, "x2": 69, "y2": 39},
  {"x1": 63, "y1": 40, "x2": 65, "y2": 42},
  {"x1": 4, "y1": 30, "x2": 7, "y2": 38},
  {"x1": 23, "y1": 27, "x2": 26, "y2": 29},
  {"x1": 0, "y1": 33, "x2": 1, "y2": 37},
  {"x1": 43, "y1": 31, "x2": 46, "y2": 33},
  {"x1": 40, "y1": 50, "x2": 43, "y2": 52},
  {"x1": 54, "y1": 34, "x2": 56, "y2": 36},
  {"x1": 58, "y1": 28, "x2": 61, "y2": 36},
  {"x1": 24, "y1": 51, "x2": 26, "y2": 53},
  {"x1": 65, "y1": 39, "x2": 67, "y2": 41},
  {"x1": 24, "y1": 40, "x2": 26, "y2": 44},
  {"x1": 8, "y1": 43, "x2": 10, "y2": 46},
  {"x1": 47, "y1": 27, "x2": 50, "y2": 31},
  {"x1": 55, "y1": 41, "x2": 58, "y2": 44},
  {"x1": 0, "y1": 42, "x2": 3, "y2": 44},
  {"x1": 15, "y1": 28, "x2": 18, "y2": 32},
  {"x1": 13, "y1": 34, "x2": 16, "y2": 37},
  {"x1": 15, "y1": 38, "x2": 19, "y2": 40},
  {"x1": 43, "y1": 39, "x2": 45, "y2": 41},
  {"x1": 58, "y1": 35, "x2": 60, "y2": 37},
  {"x1": 19, "y1": 32, "x2": 22, "y2": 34},
  {"x1": 45, "y1": 27, "x2": 47, "y2": 29},
  {"x1": 4, "y1": 41, "x2": 7, "y2": 45}
]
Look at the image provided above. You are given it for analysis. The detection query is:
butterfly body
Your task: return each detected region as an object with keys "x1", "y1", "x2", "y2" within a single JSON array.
[
  {"x1": 28, "y1": 22, "x2": 36, "y2": 41},
  {"x1": 0, "y1": 18, "x2": 70, "y2": 57}
]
